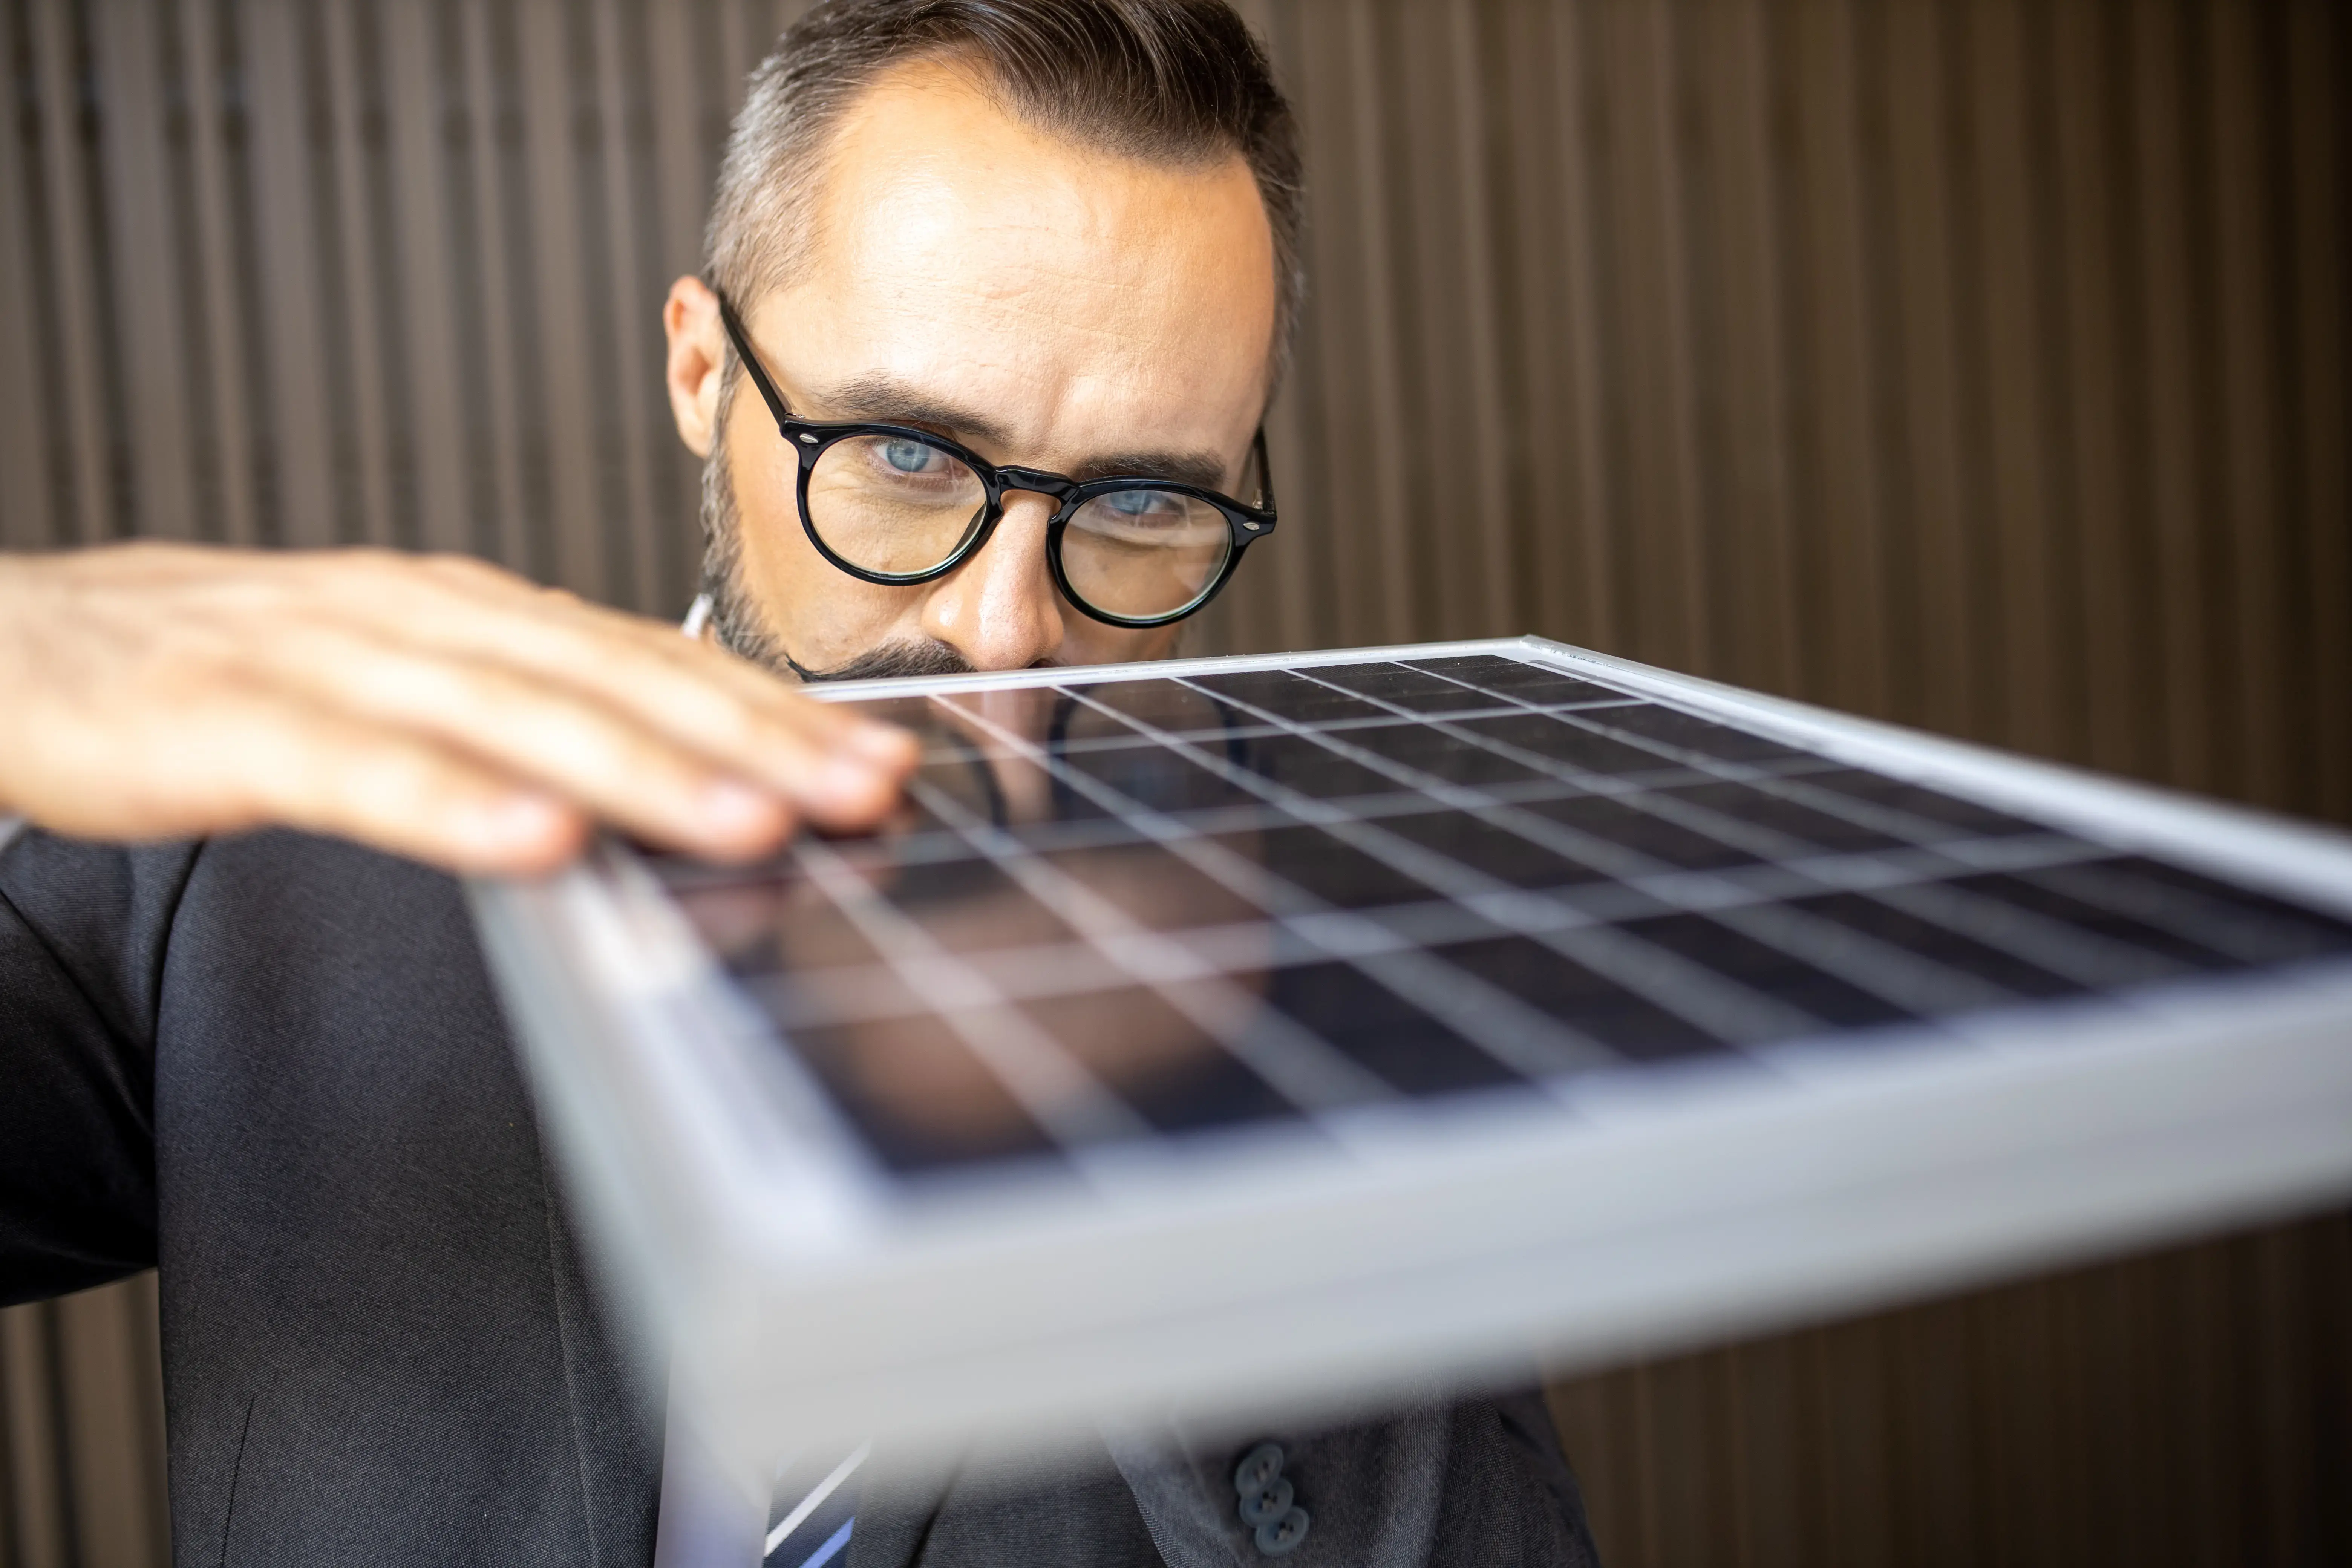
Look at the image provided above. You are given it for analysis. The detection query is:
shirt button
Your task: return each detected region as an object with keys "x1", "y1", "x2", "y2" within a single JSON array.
[
  {"x1": 1238, "y1": 1475, "x2": 1294, "y2": 1527},
  {"x1": 1232, "y1": 1442, "x2": 1285, "y2": 1496},
  {"x1": 1255, "y1": 1506, "x2": 1311, "y2": 1557}
]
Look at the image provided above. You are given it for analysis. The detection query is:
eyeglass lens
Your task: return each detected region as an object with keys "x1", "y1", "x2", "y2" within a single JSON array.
[{"x1": 806, "y1": 435, "x2": 1233, "y2": 620}]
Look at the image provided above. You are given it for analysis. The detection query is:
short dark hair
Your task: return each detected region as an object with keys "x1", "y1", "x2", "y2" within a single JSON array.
[{"x1": 703, "y1": 0, "x2": 1305, "y2": 384}]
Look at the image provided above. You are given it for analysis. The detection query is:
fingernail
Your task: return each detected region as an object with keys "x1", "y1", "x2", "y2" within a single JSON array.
[
  {"x1": 846, "y1": 721, "x2": 920, "y2": 765},
  {"x1": 698, "y1": 778, "x2": 779, "y2": 835},
  {"x1": 470, "y1": 793, "x2": 567, "y2": 848},
  {"x1": 819, "y1": 755, "x2": 896, "y2": 807}
]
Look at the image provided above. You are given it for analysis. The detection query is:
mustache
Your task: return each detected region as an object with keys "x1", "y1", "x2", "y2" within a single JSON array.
[{"x1": 787, "y1": 640, "x2": 978, "y2": 683}]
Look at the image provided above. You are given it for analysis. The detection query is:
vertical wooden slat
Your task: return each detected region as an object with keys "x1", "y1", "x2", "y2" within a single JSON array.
[
  {"x1": 320, "y1": 0, "x2": 399, "y2": 550},
  {"x1": 28, "y1": 0, "x2": 119, "y2": 547},
  {"x1": 645, "y1": 0, "x2": 716, "y2": 610},
  {"x1": 1730, "y1": 1327, "x2": 1821, "y2": 1565},
  {"x1": 1279, "y1": 0, "x2": 1362, "y2": 650},
  {"x1": 2126, "y1": 0, "x2": 2213, "y2": 796},
  {"x1": 1812, "y1": 1315, "x2": 1894, "y2": 1568},
  {"x1": 2205, "y1": 0, "x2": 2289, "y2": 811},
  {"x1": 1872, "y1": 0, "x2": 1975, "y2": 741},
  {"x1": 1439, "y1": 0, "x2": 1514, "y2": 638},
  {"x1": 1490, "y1": 0, "x2": 1566, "y2": 646},
  {"x1": 91, "y1": 0, "x2": 199, "y2": 542},
  {"x1": 1593, "y1": 0, "x2": 1708, "y2": 674},
  {"x1": 1542, "y1": 0, "x2": 1619, "y2": 651},
  {"x1": 591, "y1": 0, "x2": 668, "y2": 615},
  {"x1": 646, "y1": 0, "x2": 711, "y2": 283},
  {"x1": 716, "y1": 0, "x2": 758, "y2": 98},
  {"x1": 2047, "y1": 0, "x2": 2147, "y2": 782},
  {"x1": 1776, "y1": 0, "x2": 1888, "y2": 717},
  {"x1": 1958, "y1": 0, "x2": 2065, "y2": 761},
  {"x1": 458, "y1": 0, "x2": 535, "y2": 574},
  {"x1": 383, "y1": 0, "x2": 474, "y2": 557},
  {"x1": 52, "y1": 1277, "x2": 168, "y2": 1568},
  {"x1": 516, "y1": 0, "x2": 608, "y2": 600},
  {"x1": 1337, "y1": 0, "x2": 1415, "y2": 643},
  {"x1": 1883, "y1": 1298, "x2": 1979, "y2": 1568},
  {"x1": 179, "y1": 0, "x2": 264, "y2": 548},
  {"x1": 244, "y1": 0, "x2": 339, "y2": 548},
  {"x1": 1692, "y1": 0, "x2": 1800, "y2": 699},
  {"x1": 2287, "y1": 0, "x2": 2349, "y2": 821},
  {"x1": 1392, "y1": 0, "x2": 1458, "y2": 636},
  {"x1": 0, "y1": 2, "x2": 58, "y2": 551},
  {"x1": 0, "y1": 1303, "x2": 74, "y2": 1568}
]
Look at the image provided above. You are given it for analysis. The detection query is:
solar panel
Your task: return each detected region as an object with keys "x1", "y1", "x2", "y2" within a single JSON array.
[{"x1": 468, "y1": 637, "x2": 2352, "y2": 1482}]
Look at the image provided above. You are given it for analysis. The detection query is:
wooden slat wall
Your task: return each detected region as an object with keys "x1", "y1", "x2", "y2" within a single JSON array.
[
  {"x1": 2, "y1": 2, "x2": 2347, "y2": 1564},
  {"x1": 1208, "y1": 0, "x2": 2352, "y2": 830}
]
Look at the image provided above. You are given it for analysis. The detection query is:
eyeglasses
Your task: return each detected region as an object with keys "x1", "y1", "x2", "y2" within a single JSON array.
[{"x1": 715, "y1": 291, "x2": 1277, "y2": 629}]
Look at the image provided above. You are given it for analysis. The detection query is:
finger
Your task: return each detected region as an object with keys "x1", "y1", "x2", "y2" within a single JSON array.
[
  {"x1": 239, "y1": 621, "x2": 810, "y2": 859},
  {"x1": 22, "y1": 691, "x2": 589, "y2": 877},
  {"x1": 326, "y1": 560, "x2": 920, "y2": 813}
]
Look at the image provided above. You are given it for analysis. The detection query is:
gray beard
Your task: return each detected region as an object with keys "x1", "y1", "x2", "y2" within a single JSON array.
[{"x1": 698, "y1": 413, "x2": 975, "y2": 684}]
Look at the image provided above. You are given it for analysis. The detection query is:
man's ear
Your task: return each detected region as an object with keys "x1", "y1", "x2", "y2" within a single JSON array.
[{"x1": 664, "y1": 275, "x2": 726, "y2": 459}]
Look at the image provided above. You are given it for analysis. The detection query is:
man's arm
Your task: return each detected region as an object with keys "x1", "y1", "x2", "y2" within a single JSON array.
[
  {"x1": 0, "y1": 542, "x2": 914, "y2": 1301},
  {"x1": 0, "y1": 544, "x2": 917, "y2": 875},
  {"x1": 0, "y1": 831, "x2": 188, "y2": 1304}
]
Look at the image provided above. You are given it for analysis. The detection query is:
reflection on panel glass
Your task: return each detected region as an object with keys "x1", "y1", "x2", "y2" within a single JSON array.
[
  {"x1": 1186, "y1": 668, "x2": 1398, "y2": 722},
  {"x1": 1446, "y1": 712, "x2": 1681, "y2": 776},
  {"x1": 1306, "y1": 662, "x2": 1521, "y2": 713},
  {"x1": 1370, "y1": 812, "x2": 1608, "y2": 891},
  {"x1": 1403, "y1": 654, "x2": 1620, "y2": 704},
  {"x1": 1266, "y1": 961, "x2": 1524, "y2": 1096},
  {"x1": 1583, "y1": 704, "x2": 1811, "y2": 763},
  {"x1": 1433, "y1": 935, "x2": 1725, "y2": 1059},
  {"x1": 1518, "y1": 795, "x2": 1761, "y2": 872},
  {"x1": 789, "y1": 1013, "x2": 1060, "y2": 1174},
  {"x1": 1338, "y1": 723, "x2": 1547, "y2": 787},
  {"x1": 1658, "y1": 781, "x2": 1914, "y2": 854}
]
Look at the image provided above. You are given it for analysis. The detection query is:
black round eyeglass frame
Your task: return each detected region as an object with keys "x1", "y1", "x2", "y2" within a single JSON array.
[{"x1": 715, "y1": 291, "x2": 1278, "y2": 629}]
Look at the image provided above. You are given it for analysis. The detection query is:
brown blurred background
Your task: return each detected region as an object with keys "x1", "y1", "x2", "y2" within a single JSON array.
[{"x1": 2, "y1": 0, "x2": 2347, "y2": 1562}]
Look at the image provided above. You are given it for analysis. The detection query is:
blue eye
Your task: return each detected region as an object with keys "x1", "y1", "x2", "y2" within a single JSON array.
[
  {"x1": 882, "y1": 439, "x2": 935, "y2": 474},
  {"x1": 1103, "y1": 488, "x2": 1173, "y2": 517}
]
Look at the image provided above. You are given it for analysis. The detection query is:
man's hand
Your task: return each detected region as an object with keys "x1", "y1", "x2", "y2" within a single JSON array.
[{"x1": 0, "y1": 544, "x2": 920, "y2": 874}]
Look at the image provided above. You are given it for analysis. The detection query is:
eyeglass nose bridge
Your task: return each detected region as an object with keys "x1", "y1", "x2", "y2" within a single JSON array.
[{"x1": 990, "y1": 466, "x2": 1081, "y2": 509}]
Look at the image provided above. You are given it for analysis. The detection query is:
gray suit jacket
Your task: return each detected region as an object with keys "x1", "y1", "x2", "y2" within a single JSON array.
[{"x1": 0, "y1": 828, "x2": 1597, "y2": 1566}]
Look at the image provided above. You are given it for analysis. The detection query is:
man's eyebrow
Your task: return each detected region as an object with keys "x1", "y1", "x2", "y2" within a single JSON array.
[
  {"x1": 813, "y1": 374, "x2": 1018, "y2": 451},
  {"x1": 1068, "y1": 450, "x2": 1232, "y2": 489},
  {"x1": 811, "y1": 375, "x2": 1235, "y2": 490}
]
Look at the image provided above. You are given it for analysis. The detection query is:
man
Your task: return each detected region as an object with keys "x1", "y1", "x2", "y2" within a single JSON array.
[{"x1": 0, "y1": 2, "x2": 1596, "y2": 1563}]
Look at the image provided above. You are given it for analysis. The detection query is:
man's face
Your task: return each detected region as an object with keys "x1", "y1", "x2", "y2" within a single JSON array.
[{"x1": 665, "y1": 59, "x2": 1280, "y2": 678}]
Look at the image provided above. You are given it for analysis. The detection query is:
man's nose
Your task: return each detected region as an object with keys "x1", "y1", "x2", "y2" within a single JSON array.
[{"x1": 919, "y1": 490, "x2": 1067, "y2": 671}]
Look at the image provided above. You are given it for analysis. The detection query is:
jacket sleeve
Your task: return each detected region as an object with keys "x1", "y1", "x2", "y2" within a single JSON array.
[{"x1": 0, "y1": 827, "x2": 198, "y2": 1306}]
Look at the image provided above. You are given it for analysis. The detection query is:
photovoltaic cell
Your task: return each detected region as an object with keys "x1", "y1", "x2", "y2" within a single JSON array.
[{"x1": 626, "y1": 648, "x2": 2352, "y2": 1182}]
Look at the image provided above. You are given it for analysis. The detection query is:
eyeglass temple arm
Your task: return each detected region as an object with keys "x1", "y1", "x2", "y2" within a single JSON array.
[
  {"x1": 712, "y1": 289, "x2": 799, "y2": 431},
  {"x1": 1250, "y1": 427, "x2": 1278, "y2": 519}
]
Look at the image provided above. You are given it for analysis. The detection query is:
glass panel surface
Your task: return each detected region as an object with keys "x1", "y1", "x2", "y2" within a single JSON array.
[
  {"x1": 1617, "y1": 913, "x2": 1917, "y2": 1031},
  {"x1": 1584, "y1": 705, "x2": 1812, "y2": 763},
  {"x1": 789, "y1": 1015, "x2": 1060, "y2": 1174},
  {"x1": 1403, "y1": 655, "x2": 1620, "y2": 704},
  {"x1": 1519, "y1": 795, "x2": 1761, "y2": 872},
  {"x1": 1267, "y1": 962, "x2": 1525, "y2": 1095},
  {"x1": 1447, "y1": 713, "x2": 1686, "y2": 776},
  {"x1": 622, "y1": 646, "x2": 2352, "y2": 1177},
  {"x1": 1307, "y1": 663, "x2": 1516, "y2": 713},
  {"x1": 1434, "y1": 935, "x2": 1727, "y2": 1059}
]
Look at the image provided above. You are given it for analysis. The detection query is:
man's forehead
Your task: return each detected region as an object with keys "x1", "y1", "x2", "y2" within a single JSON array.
[{"x1": 751, "y1": 58, "x2": 1277, "y2": 456}]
